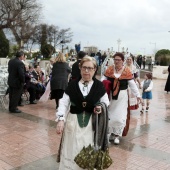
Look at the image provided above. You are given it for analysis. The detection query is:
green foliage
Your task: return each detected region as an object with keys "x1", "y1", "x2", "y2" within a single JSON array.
[
  {"x1": 41, "y1": 44, "x2": 55, "y2": 58},
  {"x1": 8, "y1": 45, "x2": 19, "y2": 58},
  {"x1": 32, "y1": 52, "x2": 41, "y2": 59},
  {"x1": 0, "y1": 30, "x2": 9, "y2": 58},
  {"x1": 155, "y1": 49, "x2": 170, "y2": 66},
  {"x1": 160, "y1": 56, "x2": 167, "y2": 66}
]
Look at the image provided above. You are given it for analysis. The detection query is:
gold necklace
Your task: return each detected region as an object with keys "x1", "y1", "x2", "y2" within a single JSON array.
[{"x1": 115, "y1": 67, "x2": 123, "y2": 73}]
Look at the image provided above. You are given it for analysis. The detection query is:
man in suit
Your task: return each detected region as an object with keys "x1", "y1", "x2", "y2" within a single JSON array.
[{"x1": 8, "y1": 51, "x2": 25, "y2": 113}]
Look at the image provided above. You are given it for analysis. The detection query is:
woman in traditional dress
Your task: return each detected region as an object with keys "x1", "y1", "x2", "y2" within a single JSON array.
[
  {"x1": 102, "y1": 52, "x2": 141, "y2": 145},
  {"x1": 125, "y1": 55, "x2": 141, "y2": 110},
  {"x1": 56, "y1": 56, "x2": 109, "y2": 170},
  {"x1": 164, "y1": 65, "x2": 170, "y2": 94}
]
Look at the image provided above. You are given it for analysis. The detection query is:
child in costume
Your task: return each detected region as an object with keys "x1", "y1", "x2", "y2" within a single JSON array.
[{"x1": 140, "y1": 73, "x2": 153, "y2": 113}]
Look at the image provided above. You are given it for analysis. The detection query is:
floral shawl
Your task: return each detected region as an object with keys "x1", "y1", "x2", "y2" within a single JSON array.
[{"x1": 104, "y1": 65, "x2": 133, "y2": 97}]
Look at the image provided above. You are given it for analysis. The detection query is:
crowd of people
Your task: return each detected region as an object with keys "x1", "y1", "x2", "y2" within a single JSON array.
[
  {"x1": 136, "y1": 55, "x2": 153, "y2": 70},
  {"x1": 6, "y1": 50, "x2": 169, "y2": 170},
  {"x1": 7, "y1": 52, "x2": 46, "y2": 113}
]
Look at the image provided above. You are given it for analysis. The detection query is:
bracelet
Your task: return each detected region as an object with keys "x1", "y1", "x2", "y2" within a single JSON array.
[{"x1": 55, "y1": 115, "x2": 65, "y2": 122}]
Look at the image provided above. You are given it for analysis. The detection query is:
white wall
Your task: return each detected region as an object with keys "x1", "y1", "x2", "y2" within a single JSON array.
[
  {"x1": 0, "y1": 58, "x2": 10, "y2": 65},
  {"x1": 152, "y1": 66, "x2": 169, "y2": 79},
  {"x1": 1, "y1": 58, "x2": 168, "y2": 80}
]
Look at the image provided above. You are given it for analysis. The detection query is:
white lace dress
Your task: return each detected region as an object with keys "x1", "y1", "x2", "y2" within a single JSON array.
[{"x1": 101, "y1": 74, "x2": 140, "y2": 136}]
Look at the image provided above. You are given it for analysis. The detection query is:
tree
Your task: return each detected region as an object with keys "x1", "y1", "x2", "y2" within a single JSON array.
[
  {"x1": 35, "y1": 24, "x2": 73, "y2": 56},
  {"x1": 0, "y1": 0, "x2": 42, "y2": 49},
  {"x1": 155, "y1": 49, "x2": 170, "y2": 66},
  {"x1": 24, "y1": 25, "x2": 40, "y2": 53},
  {"x1": 0, "y1": 29, "x2": 9, "y2": 58},
  {"x1": 41, "y1": 44, "x2": 55, "y2": 58},
  {"x1": 41, "y1": 24, "x2": 73, "y2": 50}
]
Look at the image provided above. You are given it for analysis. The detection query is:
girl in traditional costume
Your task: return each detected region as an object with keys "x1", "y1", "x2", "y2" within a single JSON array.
[{"x1": 102, "y1": 52, "x2": 141, "y2": 145}]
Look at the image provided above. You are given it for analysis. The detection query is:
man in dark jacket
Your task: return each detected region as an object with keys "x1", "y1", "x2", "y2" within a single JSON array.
[
  {"x1": 8, "y1": 51, "x2": 25, "y2": 113},
  {"x1": 71, "y1": 51, "x2": 86, "y2": 80}
]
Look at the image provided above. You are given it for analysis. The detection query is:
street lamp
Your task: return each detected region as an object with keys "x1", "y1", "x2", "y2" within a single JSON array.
[
  {"x1": 150, "y1": 42, "x2": 157, "y2": 59},
  {"x1": 60, "y1": 40, "x2": 65, "y2": 53},
  {"x1": 117, "y1": 39, "x2": 121, "y2": 52}
]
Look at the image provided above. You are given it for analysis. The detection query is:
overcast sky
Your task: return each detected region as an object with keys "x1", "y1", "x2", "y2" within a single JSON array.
[{"x1": 41, "y1": 0, "x2": 170, "y2": 55}]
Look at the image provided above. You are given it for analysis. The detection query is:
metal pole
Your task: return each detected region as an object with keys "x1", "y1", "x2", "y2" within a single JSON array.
[
  {"x1": 117, "y1": 39, "x2": 121, "y2": 52},
  {"x1": 62, "y1": 44, "x2": 64, "y2": 53}
]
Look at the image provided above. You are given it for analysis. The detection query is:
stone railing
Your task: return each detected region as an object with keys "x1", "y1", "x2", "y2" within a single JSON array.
[{"x1": 0, "y1": 58, "x2": 49, "y2": 69}]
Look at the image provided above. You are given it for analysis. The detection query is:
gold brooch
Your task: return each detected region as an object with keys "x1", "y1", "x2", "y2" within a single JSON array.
[{"x1": 82, "y1": 102, "x2": 87, "y2": 107}]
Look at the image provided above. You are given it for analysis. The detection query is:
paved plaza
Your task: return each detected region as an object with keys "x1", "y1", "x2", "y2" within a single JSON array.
[{"x1": 0, "y1": 79, "x2": 170, "y2": 170}]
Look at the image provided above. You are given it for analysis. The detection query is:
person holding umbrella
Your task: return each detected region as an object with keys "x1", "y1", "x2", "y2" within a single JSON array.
[{"x1": 55, "y1": 56, "x2": 110, "y2": 170}]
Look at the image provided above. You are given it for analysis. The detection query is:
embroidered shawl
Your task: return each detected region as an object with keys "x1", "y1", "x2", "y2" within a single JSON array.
[{"x1": 104, "y1": 65, "x2": 133, "y2": 97}]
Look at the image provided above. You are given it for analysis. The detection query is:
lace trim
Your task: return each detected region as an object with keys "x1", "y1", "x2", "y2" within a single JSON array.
[{"x1": 112, "y1": 126, "x2": 124, "y2": 136}]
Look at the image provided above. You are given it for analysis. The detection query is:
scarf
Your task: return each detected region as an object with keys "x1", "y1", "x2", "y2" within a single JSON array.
[{"x1": 104, "y1": 65, "x2": 133, "y2": 98}]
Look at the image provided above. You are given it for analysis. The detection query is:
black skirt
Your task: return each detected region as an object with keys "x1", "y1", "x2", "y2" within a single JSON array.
[
  {"x1": 165, "y1": 74, "x2": 170, "y2": 92},
  {"x1": 50, "y1": 89, "x2": 64, "y2": 100}
]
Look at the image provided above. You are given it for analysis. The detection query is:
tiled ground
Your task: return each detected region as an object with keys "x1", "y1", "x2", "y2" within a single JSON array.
[{"x1": 0, "y1": 79, "x2": 170, "y2": 170}]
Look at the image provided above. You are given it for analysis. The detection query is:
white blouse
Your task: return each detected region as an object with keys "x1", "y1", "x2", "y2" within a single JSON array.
[
  {"x1": 55, "y1": 80, "x2": 110, "y2": 120},
  {"x1": 141, "y1": 80, "x2": 153, "y2": 91}
]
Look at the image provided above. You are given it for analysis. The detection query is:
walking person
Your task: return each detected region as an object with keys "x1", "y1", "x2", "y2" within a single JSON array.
[
  {"x1": 148, "y1": 57, "x2": 152, "y2": 71},
  {"x1": 142, "y1": 56, "x2": 146, "y2": 69},
  {"x1": 125, "y1": 56, "x2": 141, "y2": 110},
  {"x1": 137, "y1": 55, "x2": 142, "y2": 69},
  {"x1": 45, "y1": 57, "x2": 55, "y2": 81},
  {"x1": 8, "y1": 51, "x2": 25, "y2": 113},
  {"x1": 140, "y1": 73, "x2": 153, "y2": 113},
  {"x1": 164, "y1": 65, "x2": 170, "y2": 94},
  {"x1": 50, "y1": 53, "x2": 71, "y2": 109},
  {"x1": 71, "y1": 51, "x2": 86, "y2": 80},
  {"x1": 56, "y1": 56, "x2": 109, "y2": 170},
  {"x1": 102, "y1": 52, "x2": 141, "y2": 145}
]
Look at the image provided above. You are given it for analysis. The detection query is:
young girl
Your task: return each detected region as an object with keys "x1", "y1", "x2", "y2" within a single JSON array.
[{"x1": 140, "y1": 73, "x2": 153, "y2": 113}]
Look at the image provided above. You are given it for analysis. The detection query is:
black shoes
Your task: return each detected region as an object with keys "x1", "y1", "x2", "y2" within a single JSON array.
[
  {"x1": 30, "y1": 101, "x2": 37, "y2": 104},
  {"x1": 18, "y1": 103, "x2": 24, "y2": 106},
  {"x1": 140, "y1": 108, "x2": 144, "y2": 114},
  {"x1": 146, "y1": 107, "x2": 149, "y2": 112},
  {"x1": 9, "y1": 109, "x2": 21, "y2": 113}
]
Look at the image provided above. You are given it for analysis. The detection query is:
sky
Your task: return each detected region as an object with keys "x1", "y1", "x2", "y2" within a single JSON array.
[{"x1": 40, "y1": 0, "x2": 170, "y2": 56}]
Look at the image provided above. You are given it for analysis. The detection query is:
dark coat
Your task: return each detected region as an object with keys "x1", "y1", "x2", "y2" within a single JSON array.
[
  {"x1": 8, "y1": 57, "x2": 25, "y2": 88},
  {"x1": 71, "y1": 59, "x2": 81, "y2": 79},
  {"x1": 50, "y1": 62, "x2": 71, "y2": 91},
  {"x1": 32, "y1": 70, "x2": 39, "y2": 81}
]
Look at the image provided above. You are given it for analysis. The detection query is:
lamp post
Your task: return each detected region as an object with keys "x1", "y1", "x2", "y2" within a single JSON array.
[
  {"x1": 150, "y1": 42, "x2": 156, "y2": 55},
  {"x1": 117, "y1": 39, "x2": 121, "y2": 52},
  {"x1": 60, "y1": 40, "x2": 65, "y2": 53}
]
